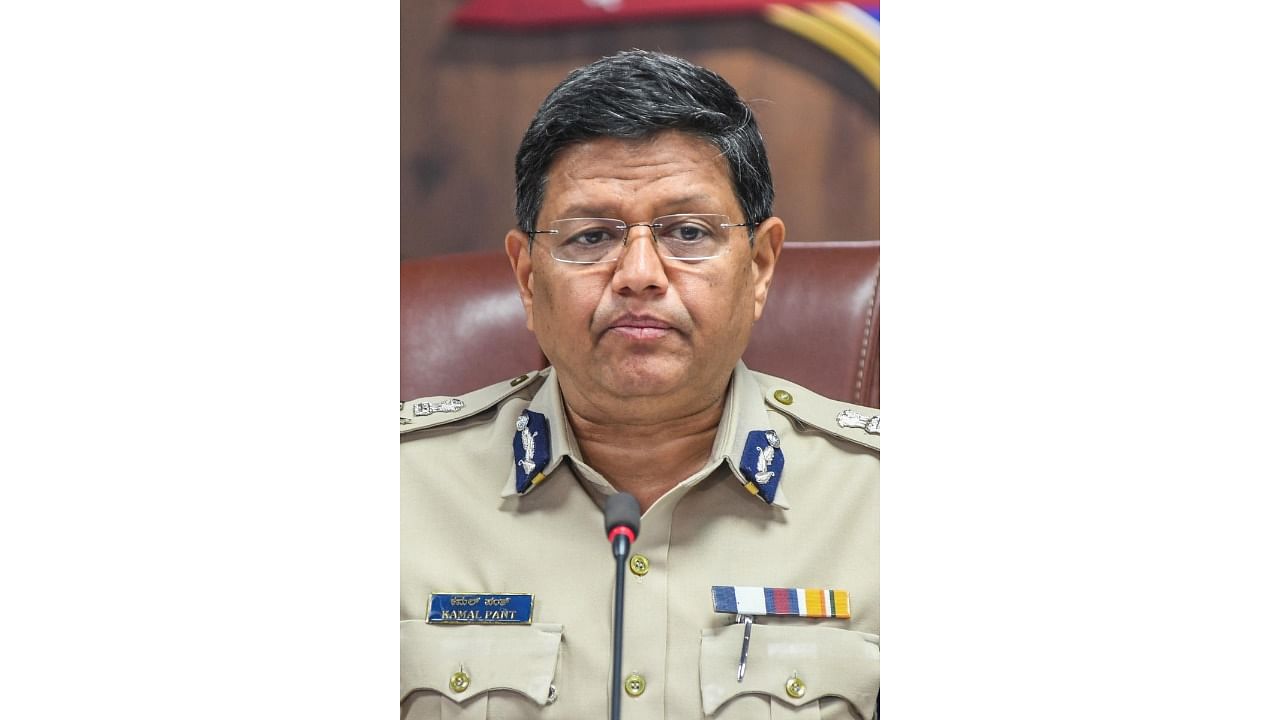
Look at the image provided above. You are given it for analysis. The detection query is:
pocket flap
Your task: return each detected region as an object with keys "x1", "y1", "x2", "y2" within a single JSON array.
[
  {"x1": 400, "y1": 621, "x2": 563, "y2": 705},
  {"x1": 700, "y1": 624, "x2": 879, "y2": 715}
]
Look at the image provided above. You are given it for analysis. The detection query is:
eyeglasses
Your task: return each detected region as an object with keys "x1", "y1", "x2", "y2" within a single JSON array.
[{"x1": 528, "y1": 214, "x2": 753, "y2": 264}]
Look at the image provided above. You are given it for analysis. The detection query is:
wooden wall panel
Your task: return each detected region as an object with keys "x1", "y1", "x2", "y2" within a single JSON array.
[{"x1": 402, "y1": 1, "x2": 879, "y2": 259}]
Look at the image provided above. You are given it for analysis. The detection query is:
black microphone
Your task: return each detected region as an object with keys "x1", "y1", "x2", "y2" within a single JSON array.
[
  {"x1": 604, "y1": 492, "x2": 641, "y2": 720},
  {"x1": 604, "y1": 492, "x2": 640, "y2": 558}
]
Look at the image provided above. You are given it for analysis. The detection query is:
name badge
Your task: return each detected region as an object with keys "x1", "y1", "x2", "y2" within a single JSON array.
[{"x1": 427, "y1": 593, "x2": 534, "y2": 624}]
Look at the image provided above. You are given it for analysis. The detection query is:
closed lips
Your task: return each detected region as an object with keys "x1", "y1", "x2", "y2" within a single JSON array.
[{"x1": 609, "y1": 315, "x2": 673, "y2": 330}]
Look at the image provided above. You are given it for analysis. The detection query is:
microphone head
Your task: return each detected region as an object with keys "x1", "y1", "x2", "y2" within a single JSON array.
[{"x1": 603, "y1": 492, "x2": 641, "y2": 540}]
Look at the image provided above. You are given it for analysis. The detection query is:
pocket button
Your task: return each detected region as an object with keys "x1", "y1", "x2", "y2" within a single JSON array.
[
  {"x1": 448, "y1": 670, "x2": 471, "y2": 693},
  {"x1": 785, "y1": 674, "x2": 806, "y2": 699}
]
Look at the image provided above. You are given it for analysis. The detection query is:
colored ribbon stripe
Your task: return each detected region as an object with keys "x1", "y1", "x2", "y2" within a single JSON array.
[{"x1": 712, "y1": 586, "x2": 851, "y2": 618}]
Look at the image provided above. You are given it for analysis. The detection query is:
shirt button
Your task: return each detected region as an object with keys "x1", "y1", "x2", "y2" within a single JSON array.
[
  {"x1": 628, "y1": 554, "x2": 650, "y2": 576},
  {"x1": 624, "y1": 673, "x2": 646, "y2": 697},
  {"x1": 510, "y1": 374, "x2": 529, "y2": 386},
  {"x1": 773, "y1": 389, "x2": 794, "y2": 405},
  {"x1": 785, "y1": 674, "x2": 806, "y2": 699},
  {"x1": 448, "y1": 669, "x2": 471, "y2": 693}
]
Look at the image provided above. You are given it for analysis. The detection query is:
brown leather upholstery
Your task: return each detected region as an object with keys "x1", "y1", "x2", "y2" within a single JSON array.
[
  {"x1": 744, "y1": 241, "x2": 880, "y2": 408},
  {"x1": 401, "y1": 241, "x2": 879, "y2": 406},
  {"x1": 400, "y1": 252, "x2": 548, "y2": 400}
]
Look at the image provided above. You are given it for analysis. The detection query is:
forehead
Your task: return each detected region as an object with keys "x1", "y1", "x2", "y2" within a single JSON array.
[{"x1": 541, "y1": 131, "x2": 737, "y2": 217}]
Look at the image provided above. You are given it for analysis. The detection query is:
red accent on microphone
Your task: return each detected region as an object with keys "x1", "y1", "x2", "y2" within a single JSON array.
[{"x1": 607, "y1": 526, "x2": 636, "y2": 544}]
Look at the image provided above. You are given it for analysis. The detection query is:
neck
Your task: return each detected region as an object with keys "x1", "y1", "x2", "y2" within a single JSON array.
[{"x1": 564, "y1": 391, "x2": 727, "y2": 513}]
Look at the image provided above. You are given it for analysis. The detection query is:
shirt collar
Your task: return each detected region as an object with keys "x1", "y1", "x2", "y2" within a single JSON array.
[{"x1": 502, "y1": 362, "x2": 789, "y2": 508}]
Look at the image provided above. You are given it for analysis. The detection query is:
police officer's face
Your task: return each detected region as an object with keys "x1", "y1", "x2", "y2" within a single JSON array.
[{"x1": 507, "y1": 131, "x2": 785, "y2": 416}]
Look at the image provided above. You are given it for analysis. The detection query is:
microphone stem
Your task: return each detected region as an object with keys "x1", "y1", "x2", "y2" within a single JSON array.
[{"x1": 610, "y1": 535, "x2": 629, "y2": 720}]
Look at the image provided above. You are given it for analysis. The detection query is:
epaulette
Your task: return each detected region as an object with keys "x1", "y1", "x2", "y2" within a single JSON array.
[
  {"x1": 400, "y1": 369, "x2": 548, "y2": 435},
  {"x1": 754, "y1": 370, "x2": 880, "y2": 453}
]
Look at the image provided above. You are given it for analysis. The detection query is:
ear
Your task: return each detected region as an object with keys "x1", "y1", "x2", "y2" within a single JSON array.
[
  {"x1": 749, "y1": 217, "x2": 785, "y2": 321},
  {"x1": 506, "y1": 229, "x2": 536, "y2": 332}
]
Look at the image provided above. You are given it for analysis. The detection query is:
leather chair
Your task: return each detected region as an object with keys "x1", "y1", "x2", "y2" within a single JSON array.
[{"x1": 401, "y1": 241, "x2": 879, "y2": 407}]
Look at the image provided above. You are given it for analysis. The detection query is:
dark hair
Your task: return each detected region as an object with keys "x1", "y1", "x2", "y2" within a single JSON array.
[{"x1": 514, "y1": 50, "x2": 774, "y2": 236}]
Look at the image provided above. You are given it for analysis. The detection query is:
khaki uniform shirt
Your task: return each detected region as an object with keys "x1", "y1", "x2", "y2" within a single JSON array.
[{"x1": 401, "y1": 362, "x2": 880, "y2": 719}]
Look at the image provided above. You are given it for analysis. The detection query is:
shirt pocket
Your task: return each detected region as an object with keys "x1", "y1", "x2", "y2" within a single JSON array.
[
  {"x1": 401, "y1": 621, "x2": 563, "y2": 720},
  {"x1": 699, "y1": 624, "x2": 879, "y2": 720}
]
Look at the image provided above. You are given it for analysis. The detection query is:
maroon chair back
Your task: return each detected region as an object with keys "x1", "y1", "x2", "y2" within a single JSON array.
[
  {"x1": 400, "y1": 252, "x2": 547, "y2": 400},
  {"x1": 401, "y1": 241, "x2": 879, "y2": 407},
  {"x1": 744, "y1": 240, "x2": 880, "y2": 408}
]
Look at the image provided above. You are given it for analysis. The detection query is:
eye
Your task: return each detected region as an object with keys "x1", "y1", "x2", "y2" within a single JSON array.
[
  {"x1": 562, "y1": 222, "x2": 623, "y2": 247},
  {"x1": 568, "y1": 229, "x2": 610, "y2": 246},
  {"x1": 661, "y1": 220, "x2": 714, "y2": 243}
]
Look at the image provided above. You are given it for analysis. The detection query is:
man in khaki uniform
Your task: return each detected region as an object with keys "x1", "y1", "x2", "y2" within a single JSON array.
[{"x1": 402, "y1": 50, "x2": 879, "y2": 719}]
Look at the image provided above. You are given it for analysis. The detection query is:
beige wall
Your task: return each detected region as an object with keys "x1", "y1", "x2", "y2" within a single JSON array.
[{"x1": 402, "y1": 1, "x2": 879, "y2": 259}]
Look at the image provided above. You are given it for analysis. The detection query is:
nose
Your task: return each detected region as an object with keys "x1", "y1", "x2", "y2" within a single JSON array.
[{"x1": 609, "y1": 223, "x2": 670, "y2": 297}]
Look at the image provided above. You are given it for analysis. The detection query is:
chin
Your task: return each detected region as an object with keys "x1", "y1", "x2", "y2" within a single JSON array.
[{"x1": 597, "y1": 356, "x2": 688, "y2": 398}]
